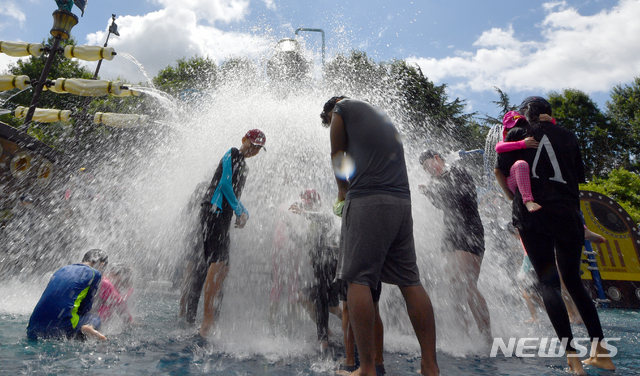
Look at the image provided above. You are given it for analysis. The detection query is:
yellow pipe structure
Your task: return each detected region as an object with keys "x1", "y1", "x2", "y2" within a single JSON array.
[
  {"x1": 0, "y1": 41, "x2": 44, "y2": 57},
  {"x1": 111, "y1": 89, "x2": 142, "y2": 97},
  {"x1": 0, "y1": 75, "x2": 30, "y2": 91},
  {"x1": 14, "y1": 106, "x2": 71, "y2": 123},
  {"x1": 54, "y1": 78, "x2": 123, "y2": 96},
  {"x1": 94, "y1": 112, "x2": 149, "y2": 128},
  {"x1": 64, "y1": 45, "x2": 116, "y2": 61},
  {"x1": 41, "y1": 83, "x2": 68, "y2": 94}
]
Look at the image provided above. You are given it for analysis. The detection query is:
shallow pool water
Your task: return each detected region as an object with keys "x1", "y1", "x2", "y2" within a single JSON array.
[{"x1": 1, "y1": 286, "x2": 639, "y2": 376}]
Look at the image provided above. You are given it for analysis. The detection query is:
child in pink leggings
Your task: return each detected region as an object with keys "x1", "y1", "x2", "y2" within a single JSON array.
[{"x1": 495, "y1": 111, "x2": 555, "y2": 213}]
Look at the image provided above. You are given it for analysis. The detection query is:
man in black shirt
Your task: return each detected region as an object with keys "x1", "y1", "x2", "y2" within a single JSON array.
[{"x1": 419, "y1": 150, "x2": 491, "y2": 343}]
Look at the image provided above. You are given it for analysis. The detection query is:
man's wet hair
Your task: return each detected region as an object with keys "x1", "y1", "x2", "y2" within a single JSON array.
[
  {"x1": 320, "y1": 96, "x2": 348, "y2": 127},
  {"x1": 418, "y1": 149, "x2": 442, "y2": 165},
  {"x1": 82, "y1": 249, "x2": 108, "y2": 265},
  {"x1": 519, "y1": 96, "x2": 552, "y2": 124}
]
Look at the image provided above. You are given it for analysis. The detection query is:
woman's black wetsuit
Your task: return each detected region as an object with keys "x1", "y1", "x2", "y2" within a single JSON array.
[{"x1": 511, "y1": 120, "x2": 604, "y2": 351}]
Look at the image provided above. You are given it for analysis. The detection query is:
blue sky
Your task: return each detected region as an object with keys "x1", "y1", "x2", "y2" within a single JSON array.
[{"x1": 1, "y1": 0, "x2": 638, "y2": 117}]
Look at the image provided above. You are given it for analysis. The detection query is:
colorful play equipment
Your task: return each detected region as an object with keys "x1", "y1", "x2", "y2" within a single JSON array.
[{"x1": 580, "y1": 190, "x2": 640, "y2": 309}]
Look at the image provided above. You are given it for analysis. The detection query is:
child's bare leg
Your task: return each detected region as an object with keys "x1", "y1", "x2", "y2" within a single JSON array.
[
  {"x1": 560, "y1": 281, "x2": 583, "y2": 324},
  {"x1": 330, "y1": 306, "x2": 343, "y2": 320},
  {"x1": 199, "y1": 262, "x2": 229, "y2": 337}
]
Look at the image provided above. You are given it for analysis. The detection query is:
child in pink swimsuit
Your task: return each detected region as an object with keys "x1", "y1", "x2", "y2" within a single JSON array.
[
  {"x1": 96, "y1": 263, "x2": 135, "y2": 325},
  {"x1": 494, "y1": 111, "x2": 554, "y2": 212}
]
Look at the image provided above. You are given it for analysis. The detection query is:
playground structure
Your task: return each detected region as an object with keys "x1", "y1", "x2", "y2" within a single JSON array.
[
  {"x1": 0, "y1": 6, "x2": 146, "y2": 225},
  {"x1": 580, "y1": 190, "x2": 640, "y2": 308}
]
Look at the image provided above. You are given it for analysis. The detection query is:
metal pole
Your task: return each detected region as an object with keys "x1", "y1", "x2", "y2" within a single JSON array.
[
  {"x1": 93, "y1": 14, "x2": 117, "y2": 79},
  {"x1": 294, "y1": 28, "x2": 325, "y2": 66},
  {"x1": 21, "y1": 35, "x2": 62, "y2": 132}
]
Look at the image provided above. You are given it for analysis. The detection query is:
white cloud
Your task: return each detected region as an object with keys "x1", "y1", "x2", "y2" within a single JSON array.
[
  {"x1": 408, "y1": 0, "x2": 640, "y2": 96},
  {"x1": 261, "y1": 0, "x2": 276, "y2": 10},
  {"x1": 153, "y1": 0, "x2": 250, "y2": 24},
  {"x1": 0, "y1": 0, "x2": 26, "y2": 30},
  {"x1": 84, "y1": 6, "x2": 272, "y2": 83},
  {"x1": 0, "y1": 53, "x2": 21, "y2": 74}
]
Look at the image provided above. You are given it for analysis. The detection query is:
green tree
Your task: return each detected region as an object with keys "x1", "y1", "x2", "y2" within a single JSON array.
[
  {"x1": 218, "y1": 57, "x2": 259, "y2": 87},
  {"x1": 323, "y1": 50, "x2": 387, "y2": 98},
  {"x1": 387, "y1": 60, "x2": 480, "y2": 148},
  {"x1": 547, "y1": 89, "x2": 619, "y2": 178},
  {"x1": 581, "y1": 168, "x2": 640, "y2": 223},
  {"x1": 153, "y1": 55, "x2": 217, "y2": 97},
  {"x1": 481, "y1": 86, "x2": 517, "y2": 127},
  {"x1": 606, "y1": 76, "x2": 640, "y2": 170},
  {"x1": 323, "y1": 51, "x2": 480, "y2": 149}
]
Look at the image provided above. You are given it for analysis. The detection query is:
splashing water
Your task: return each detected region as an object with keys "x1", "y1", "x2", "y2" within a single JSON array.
[
  {"x1": 483, "y1": 123, "x2": 503, "y2": 188},
  {"x1": 1, "y1": 50, "x2": 638, "y2": 376},
  {"x1": 1, "y1": 87, "x2": 33, "y2": 110},
  {"x1": 118, "y1": 52, "x2": 156, "y2": 88},
  {"x1": 129, "y1": 85, "x2": 180, "y2": 114}
]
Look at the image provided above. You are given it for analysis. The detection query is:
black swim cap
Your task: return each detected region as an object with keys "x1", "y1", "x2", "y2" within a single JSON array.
[{"x1": 82, "y1": 249, "x2": 108, "y2": 265}]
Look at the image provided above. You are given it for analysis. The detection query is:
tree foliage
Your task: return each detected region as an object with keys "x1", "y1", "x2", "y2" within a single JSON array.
[
  {"x1": 324, "y1": 50, "x2": 482, "y2": 149},
  {"x1": 323, "y1": 50, "x2": 387, "y2": 98},
  {"x1": 481, "y1": 87, "x2": 517, "y2": 126},
  {"x1": 218, "y1": 57, "x2": 259, "y2": 87},
  {"x1": 548, "y1": 89, "x2": 620, "y2": 178},
  {"x1": 153, "y1": 55, "x2": 217, "y2": 97},
  {"x1": 606, "y1": 76, "x2": 640, "y2": 169},
  {"x1": 581, "y1": 168, "x2": 640, "y2": 223}
]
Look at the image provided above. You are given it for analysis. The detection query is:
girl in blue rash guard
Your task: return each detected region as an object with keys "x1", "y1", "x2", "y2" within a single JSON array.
[
  {"x1": 27, "y1": 250, "x2": 107, "y2": 340},
  {"x1": 197, "y1": 129, "x2": 266, "y2": 338}
]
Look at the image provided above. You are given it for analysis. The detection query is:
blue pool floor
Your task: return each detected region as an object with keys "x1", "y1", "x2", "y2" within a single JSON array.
[{"x1": 1, "y1": 290, "x2": 639, "y2": 375}]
